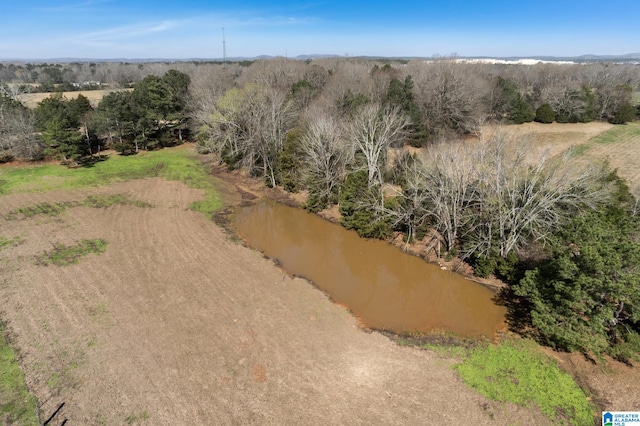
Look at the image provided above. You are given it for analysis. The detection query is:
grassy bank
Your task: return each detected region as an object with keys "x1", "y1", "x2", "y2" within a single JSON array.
[
  {"x1": 0, "y1": 146, "x2": 222, "y2": 218},
  {"x1": 455, "y1": 339, "x2": 594, "y2": 425},
  {"x1": 396, "y1": 333, "x2": 595, "y2": 426},
  {"x1": 0, "y1": 325, "x2": 38, "y2": 425}
]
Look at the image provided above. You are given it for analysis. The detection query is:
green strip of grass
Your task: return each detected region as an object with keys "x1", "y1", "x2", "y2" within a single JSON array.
[
  {"x1": 83, "y1": 194, "x2": 151, "y2": 209},
  {"x1": 0, "y1": 325, "x2": 38, "y2": 425},
  {"x1": 0, "y1": 148, "x2": 222, "y2": 218},
  {"x1": 36, "y1": 239, "x2": 108, "y2": 266},
  {"x1": 454, "y1": 339, "x2": 594, "y2": 425},
  {"x1": 0, "y1": 236, "x2": 23, "y2": 251},
  {"x1": 6, "y1": 194, "x2": 152, "y2": 221},
  {"x1": 5, "y1": 201, "x2": 79, "y2": 220},
  {"x1": 590, "y1": 122, "x2": 640, "y2": 145}
]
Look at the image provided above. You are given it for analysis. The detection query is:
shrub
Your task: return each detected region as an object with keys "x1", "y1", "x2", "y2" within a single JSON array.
[
  {"x1": 534, "y1": 103, "x2": 555, "y2": 124},
  {"x1": 339, "y1": 171, "x2": 392, "y2": 239}
]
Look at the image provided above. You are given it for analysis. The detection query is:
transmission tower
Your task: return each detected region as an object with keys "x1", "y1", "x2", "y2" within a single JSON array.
[{"x1": 222, "y1": 28, "x2": 227, "y2": 66}]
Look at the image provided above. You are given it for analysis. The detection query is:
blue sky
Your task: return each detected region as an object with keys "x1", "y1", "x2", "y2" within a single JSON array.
[{"x1": 1, "y1": 0, "x2": 638, "y2": 59}]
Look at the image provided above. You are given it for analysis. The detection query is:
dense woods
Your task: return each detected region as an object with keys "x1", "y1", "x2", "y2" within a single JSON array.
[{"x1": 2, "y1": 57, "x2": 640, "y2": 359}]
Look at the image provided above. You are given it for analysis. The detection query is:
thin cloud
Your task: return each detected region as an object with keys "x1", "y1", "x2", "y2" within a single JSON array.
[
  {"x1": 220, "y1": 14, "x2": 321, "y2": 28},
  {"x1": 70, "y1": 20, "x2": 184, "y2": 45},
  {"x1": 34, "y1": 0, "x2": 112, "y2": 12}
]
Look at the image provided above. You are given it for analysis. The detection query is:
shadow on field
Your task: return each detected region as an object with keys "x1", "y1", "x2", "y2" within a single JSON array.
[{"x1": 79, "y1": 155, "x2": 109, "y2": 168}]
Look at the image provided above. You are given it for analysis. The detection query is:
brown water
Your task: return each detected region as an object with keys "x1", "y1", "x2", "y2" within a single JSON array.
[{"x1": 234, "y1": 200, "x2": 507, "y2": 338}]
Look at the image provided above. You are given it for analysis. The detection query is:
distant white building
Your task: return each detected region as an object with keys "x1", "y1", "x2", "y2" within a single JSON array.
[{"x1": 452, "y1": 58, "x2": 577, "y2": 65}]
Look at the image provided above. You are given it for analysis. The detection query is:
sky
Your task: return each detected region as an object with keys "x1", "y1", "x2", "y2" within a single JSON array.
[{"x1": 1, "y1": 0, "x2": 639, "y2": 60}]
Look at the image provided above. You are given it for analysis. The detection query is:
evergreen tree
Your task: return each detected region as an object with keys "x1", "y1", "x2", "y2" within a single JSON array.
[
  {"x1": 35, "y1": 93, "x2": 92, "y2": 161},
  {"x1": 493, "y1": 77, "x2": 534, "y2": 124},
  {"x1": 510, "y1": 96, "x2": 535, "y2": 124},
  {"x1": 41, "y1": 116, "x2": 86, "y2": 161},
  {"x1": 336, "y1": 90, "x2": 370, "y2": 117},
  {"x1": 534, "y1": 103, "x2": 555, "y2": 124},
  {"x1": 580, "y1": 85, "x2": 597, "y2": 123},
  {"x1": 611, "y1": 103, "x2": 637, "y2": 125},
  {"x1": 94, "y1": 90, "x2": 138, "y2": 154},
  {"x1": 275, "y1": 128, "x2": 303, "y2": 192},
  {"x1": 383, "y1": 76, "x2": 428, "y2": 146},
  {"x1": 339, "y1": 170, "x2": 392, "y2": 239},
  {"x1": 514, "y1": 184, "x2": 640, "y2": 359}
]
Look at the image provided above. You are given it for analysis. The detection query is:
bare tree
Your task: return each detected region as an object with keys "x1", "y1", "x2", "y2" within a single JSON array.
[
  {"x1": 189, "y1": 64, "x2": 239, "y2": 129},
  {"x1": 408, "y1": 58, "x2": 488, "y2": 138},
  {"x1": 0, "y1": 82, "x2": 28, "y2": 99},
  {"x1": 414, "y1": 133, "x2": 613, "y2": 260},
  {"x1": 383, "y1": 153, "x2": 432, "y2": 248},
  {"x1": 238, "y1": 58, "x2": 306, "y2": 90},
  {"x1": 255, "y1": 87, "x2": 294, "y2": 187},
  {"x1": 301, "y1": 111, "x2": 354, "y2": 209},
  {"x1": 0, "y1": 104, "x2": 41, "y2": 160},
  {"x1": 348, "y1": 104, "x2": 409, "y2": 207},
  {"x1": 416, "y1": 142, "x2": 477, "y2": 252},
  {"x1": 467, "y1": 134, "x2": 612, "y2": 259},
  {"x1": 322, "y1": 59, "x2": 373, "y2": 111},
  {"x1": 196, "y1": 83, "x2": 293, "y2": 187},
  {"x1": 544, "y1": 83, "x2": 588, "y2": 122}
]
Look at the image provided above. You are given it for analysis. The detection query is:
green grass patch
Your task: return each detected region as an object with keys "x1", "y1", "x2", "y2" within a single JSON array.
[
  {"x1": 454, "y1": 339, "x2": 594, "y2": 425},
  {"x1": 125, "y1": 410, "x2": 150, "y2": 424},
  {"x1": 5, "y1": 201, "x2": 78, "y2": 220},
  {"x1": 0, "y1": 236, "x2": 23, "y2": 251},
  {"x1": 36, "y1": 239, "x2": 108, "y2": 266},
  {"x1": 83, "y1": 194, "x2": 152, "y2": 209},
  {"x1": 590, "y1": 122, "x2": 640, "y2": 145},
  {"x1": 568, "y1": 143, "x2": 590, "y2": 158},
  {"x1": 6, "y1": 194, "x2": 152, "y2": 221},
  {"x1": 0, "y1": 148, "x2": 222, "y2": 218},
  {"x1": 0, "y1": 324, "x2": 38, "y2": 425}
]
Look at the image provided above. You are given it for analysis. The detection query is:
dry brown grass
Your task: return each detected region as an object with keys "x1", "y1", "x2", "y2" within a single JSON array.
[
  {"x1": 479, "y1": 121, "x2": 640, "y2": 190},
  {"x1": 481, "y1": 121, "x2": 614, "y2": 161},
  {"x1": 16, "y1": 88, "x2": 132, "y2": 108}
]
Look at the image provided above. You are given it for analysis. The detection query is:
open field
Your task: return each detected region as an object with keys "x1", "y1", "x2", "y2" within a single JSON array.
[
  {"x1": 15, "y1": 89, "x2": 132, "y2": 108},
  {"x1": 1, "y1": 141, "x2": 639, "y2": 424},
  {"x1": 484, "y1": 121, "x2": 640, "y2": 190},
  {"x1": 0, "y1": 175, "x2": 560, "y2": 425},
  {"x1": 483, "y1": 121, "x2": 614, "y2": 161},
  {"x1": 579, "y1": 122, "x2": 640, "y2": 188}
]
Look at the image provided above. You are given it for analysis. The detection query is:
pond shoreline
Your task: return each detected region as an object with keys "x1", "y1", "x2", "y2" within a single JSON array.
[
  {"x1": 208, "y1": 160, "x2": 507, "y2": 294},
  {"x1": 234, "y1": 199, "x2": 507, "y2": 338}
]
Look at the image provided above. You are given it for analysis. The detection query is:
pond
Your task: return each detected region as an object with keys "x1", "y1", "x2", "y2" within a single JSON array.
[{"x1": 234, "y1": 200, "x2": 507, "y2": 338}]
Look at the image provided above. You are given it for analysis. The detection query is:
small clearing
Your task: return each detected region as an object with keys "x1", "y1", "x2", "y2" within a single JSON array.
[{"x1": 16, "y1": 89, "x2": 132, "y2": 108}]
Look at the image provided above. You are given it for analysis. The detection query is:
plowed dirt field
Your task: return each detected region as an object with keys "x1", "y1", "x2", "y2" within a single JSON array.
[{"x1": 0, "y1": 178, "x2": 553, "y2": 425}]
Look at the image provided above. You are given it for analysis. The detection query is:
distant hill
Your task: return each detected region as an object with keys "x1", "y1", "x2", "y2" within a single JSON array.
[
  {"x1": 578, "y1": 52, "x2": 640, "y2": 59},
  {"x1": 1, "y1": 53, "x2": 640, "y2": 63}
]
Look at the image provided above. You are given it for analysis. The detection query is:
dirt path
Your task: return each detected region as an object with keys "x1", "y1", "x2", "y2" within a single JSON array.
[{"x1": 0, "y1": 177, "x2": 559, "y2": 425}]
